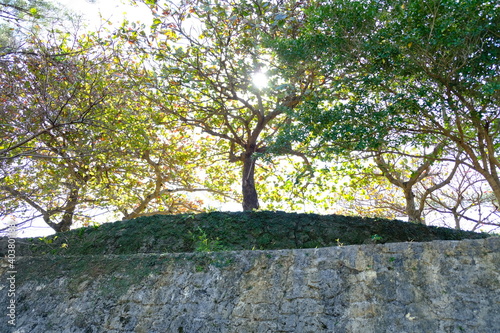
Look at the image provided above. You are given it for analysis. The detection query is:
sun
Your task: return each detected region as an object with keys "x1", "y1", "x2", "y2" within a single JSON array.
[{"x1": 252, "y1": 71, "x2": 268, "y2": 89}]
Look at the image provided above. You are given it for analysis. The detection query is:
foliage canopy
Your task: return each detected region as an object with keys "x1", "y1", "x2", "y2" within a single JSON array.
[{"x1": 1, "y1": 0, "x2": 499, "y2": 234}]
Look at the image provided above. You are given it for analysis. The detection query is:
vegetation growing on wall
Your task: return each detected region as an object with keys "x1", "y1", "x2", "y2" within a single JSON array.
[{"x1": 1, "y1": 211, "x2": 490, "y2": 257}]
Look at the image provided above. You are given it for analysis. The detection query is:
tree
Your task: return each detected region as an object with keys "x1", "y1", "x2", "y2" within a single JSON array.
[
  {"x1": 0, "y1": 0, "x2": 67, "y2": 57},
  {"x1": 291, "y1": 145, "x2": 462, "y2": 224},
  {"x1": 273, "y1": 0, "x2": 500, "y2": 215},
  {"x1": 124, "y1": 0, "x2": 321, "y2": 210},
  {"x1": 426, "y1": 164, "x2": 500, "y2": 231},
  {"x1": 0, "y1": 27, "x2": 113, "y2": 232},
  {"x1": 369, "y1": 143, "x2": 462, "y2": 224},
  {"x1": 0, "y1": 1, "x2": 89, "y2": 161},
  {"x1": 1, "y1": 26, "x2": 213, "y2": 234}
]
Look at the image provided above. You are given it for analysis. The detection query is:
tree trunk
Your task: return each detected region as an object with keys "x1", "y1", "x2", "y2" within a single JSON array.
[
  {"x1": 53, "y1": 187, "x2": 80, "y2": 233},
  {"x1": 403, "y1": 187, "x2": 424, "y2": 224},
  {"x1": 242, "y1": 152, "x2": 259, "y2": 211},
  {"x1": 453, "y1": 212, "x2": 461, "y2": 230},
  {"x1": 482, "y1": 173, "x2": 500, "y2": 209},
  {"x1": 374, "y1": 154, "x2": 426, "y2": 224}
]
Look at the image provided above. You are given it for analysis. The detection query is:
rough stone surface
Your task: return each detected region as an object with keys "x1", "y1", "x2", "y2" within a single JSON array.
[{"x1": 1, "y1": 238, "x2": 499, "y2": 333}]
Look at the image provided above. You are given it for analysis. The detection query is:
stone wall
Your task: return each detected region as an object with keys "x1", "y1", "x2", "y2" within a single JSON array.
[{"x1": 1, "y1": 237, "x2": 499, "y2": 333}]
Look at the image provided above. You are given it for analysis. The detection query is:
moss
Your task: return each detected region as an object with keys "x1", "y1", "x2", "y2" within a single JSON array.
[{"x1": 3, "y1": 211, "x2": 491, "y2": 257}]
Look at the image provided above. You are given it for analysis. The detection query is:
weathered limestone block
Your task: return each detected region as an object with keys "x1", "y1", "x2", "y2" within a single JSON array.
[{"x1": 0, "y1": 238, "x2": 499, "y2": 333}]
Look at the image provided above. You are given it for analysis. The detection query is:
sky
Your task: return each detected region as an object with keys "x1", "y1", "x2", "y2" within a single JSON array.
[{"x1": 55, "y1": 0, "x2": 152, "y2": 29}]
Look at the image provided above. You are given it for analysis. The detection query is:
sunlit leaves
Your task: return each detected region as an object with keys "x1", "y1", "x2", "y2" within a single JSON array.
[
  {"x1": 1, "y1": 25, "x2": 211, "y2": 232},
  {"x1": 118, "y1": 0, "x2": 323, "y2": 210}
]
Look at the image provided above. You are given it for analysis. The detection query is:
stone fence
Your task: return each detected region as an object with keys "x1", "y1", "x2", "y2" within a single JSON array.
[{"x1": 1, "y1": 237, "x2": 499, "y2": 332}]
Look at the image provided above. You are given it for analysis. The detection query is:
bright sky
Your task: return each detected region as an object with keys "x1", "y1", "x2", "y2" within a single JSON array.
[{"x1": 55, "y1": 0, "x2": 152, "y2": 28}]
